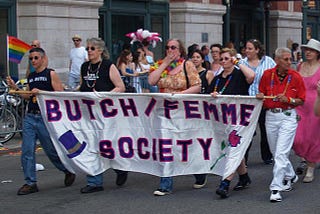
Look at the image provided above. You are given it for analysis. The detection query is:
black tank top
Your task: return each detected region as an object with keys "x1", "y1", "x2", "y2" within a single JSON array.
[
  {"x1": 27, "y1": 68, "x2": 53, "y2": 111},
  {"x1": 80, "y1": 59, "x2": 115, "y2": 92}
]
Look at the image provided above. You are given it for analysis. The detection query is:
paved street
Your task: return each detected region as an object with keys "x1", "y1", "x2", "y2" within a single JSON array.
[{"x1": 1, "y1": 135, "x2": 320, "y2": 214}]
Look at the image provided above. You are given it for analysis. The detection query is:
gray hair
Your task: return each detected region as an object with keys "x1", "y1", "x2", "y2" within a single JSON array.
[
  {"x1": 274, "y1": 47, "x2": 291, "y2": 59},
  {"x1": 86, "y1": 37, "x2": 110, "y2": 59}
]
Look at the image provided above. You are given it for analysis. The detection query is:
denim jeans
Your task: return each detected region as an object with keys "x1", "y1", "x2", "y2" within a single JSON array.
[
  {"x1": 86, "y1": 169, "x2": 127, "y2": 186},
  {"x1": 87, "y1": 173, "x2": 103, "y2": 187},
  {"x1": 68, "y1": 73, "x2": 80, "y2": 89},
  {"x1": 159, "y1": 177, "x2": 173, "y2": 191},
  {"x1": 22, "y1": 113, "x2": 67, "y2": 185}
]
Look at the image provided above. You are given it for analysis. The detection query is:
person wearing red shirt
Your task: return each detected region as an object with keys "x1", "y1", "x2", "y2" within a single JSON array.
[{"x1": 257, "y1": 47, "x2": 306, "y2": 203}]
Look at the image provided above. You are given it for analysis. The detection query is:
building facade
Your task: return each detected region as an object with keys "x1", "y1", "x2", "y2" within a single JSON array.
[{"x1": 0, "y1": 0, "x2": 319, "y2": 81}]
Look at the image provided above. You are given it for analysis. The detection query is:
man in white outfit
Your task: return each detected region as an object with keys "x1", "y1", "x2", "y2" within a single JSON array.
[
  {"x1": 257, "y1": 47, "x2": 306, "y2": 202},
  {"x1": 68, "y1": 34, "x2": 88, "y2": 89}
]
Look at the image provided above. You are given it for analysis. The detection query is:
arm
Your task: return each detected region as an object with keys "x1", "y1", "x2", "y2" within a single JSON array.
[
  {"x1": 148, "y1": 56, "x2": 172, "y2": 85},
  {"x1": 6, "y1": 76, "x2": 31, "y2": 99},
  {"x1": 180, "y1": 60, "x2": 201, "y2": 94},
  {"x1": 315, "y1": 81, "x2": 320, "y2": 116},
  {"x1": 233, "y1": 57, "x2": 255, "y2": 84},
  {"x1": 50, "y1": 70, "x2": 64, "y2": 91},
  {"x1": 109, "y1": 64, "x2": 125, "y2": 93},
  {"x1": 119, "y1": 63, "x2": 136, "y2": 77}
]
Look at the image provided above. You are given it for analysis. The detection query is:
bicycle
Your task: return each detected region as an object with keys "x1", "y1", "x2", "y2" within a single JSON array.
[{"x1": 0, "y1": 80, "x2": 25, "y2": 145}]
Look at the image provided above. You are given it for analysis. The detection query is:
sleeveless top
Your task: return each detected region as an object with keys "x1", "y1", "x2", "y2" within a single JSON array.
[
  {"x1": 198, "y1": 69, "x2": 209, "y2": 94},
  {"x1": 208, "y1": 67, "x2": 250, "y2": 95},
  {"x1": 28, "y1": 68, "x2": 53, "y2": 112},
  {"x1": 80, "y1": 59, "x2": 115, "y2": 92}
]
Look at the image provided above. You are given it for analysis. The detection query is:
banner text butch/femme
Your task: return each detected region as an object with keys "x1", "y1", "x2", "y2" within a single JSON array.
[{"x1": 44, "y1": 97, "x2": 255, "y2": 126}]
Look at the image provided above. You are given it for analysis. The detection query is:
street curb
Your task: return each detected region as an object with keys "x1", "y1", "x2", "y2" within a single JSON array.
[
  {"x1": 0, "y1": 145, "x2": 41, "y2": 156},
  {"x1": 0, "y1": 147, "x2": 21, "y2": 156}
]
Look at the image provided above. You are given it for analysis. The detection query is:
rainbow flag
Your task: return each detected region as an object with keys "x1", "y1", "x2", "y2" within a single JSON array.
[{"x1": 8, "y1": 36, "x2": 31, "y2": 64}]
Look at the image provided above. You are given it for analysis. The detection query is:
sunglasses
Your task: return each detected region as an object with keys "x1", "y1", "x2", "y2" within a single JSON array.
[
  {"x1": 165, "y1": 45, "x2": 178, "y2": 50},
  {"x1": 31, "y1": 45, "x2": 37, "y2": 47},
  {"x1": 220, "y1": 57, "x2": 230, "y2": 61},
  {"x1": 73, "y1": 39, "x2": 80, "y2": 42},
  {"x1": 29, "y1": 56, "x2": 40, "y2": 61},
  {"x1": 86, "y1": 46, "x2": 96, "y2": 51}
]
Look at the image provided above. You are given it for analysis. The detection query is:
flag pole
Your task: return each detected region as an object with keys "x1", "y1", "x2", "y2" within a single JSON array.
[{"x1": 6, "y1": 34, "x2": 10, "y2": 77}]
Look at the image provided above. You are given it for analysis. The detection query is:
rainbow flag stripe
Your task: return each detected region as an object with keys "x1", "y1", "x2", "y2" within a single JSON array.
[{"x1": 8, "y1": 36, "x2": 31, "y2": 64}]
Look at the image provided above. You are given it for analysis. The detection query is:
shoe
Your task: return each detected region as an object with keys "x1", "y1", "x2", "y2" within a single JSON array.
[
  {"x1": 80, "y1": 185, "x2": 104, "y2": 193},
  {"x1": 296, "y1": 161, "x2": 307, "y2": 175},
  {"x1": 193, "y1": 176, "x2": 207, "y2": 189},
  {"x1": 116, "y1": 171, "x2": 128, "y2": 186},
  {"x1": 153, "y1": 189, "x2": 171, "y2": 196},
  {"x1": 216, "y1": 180, "x2": 230, "y2": 198},
  {"x1": 270, "y1": 190, "x2": 282, "y2": 202},
  {"x1": 64, "y1": 172, "x2": 76, "y2": 187},
  {"x1": 303, "y1": 175, "x2": 314, "y2": 183},
  {"x1": 233, "y1": 176, "x2": 251, "y2": 191},
  {"x1": 17, "y1": 184, "x2": 39, "y2": 195},
  {"x1": 283, "y1": 175, "x2": 298, "y2": 191}
]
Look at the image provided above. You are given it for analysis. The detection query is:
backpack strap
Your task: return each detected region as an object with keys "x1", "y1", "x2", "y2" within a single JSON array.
[{"x1": 183, "y1": 60, "x2": 189, "y2": 88}]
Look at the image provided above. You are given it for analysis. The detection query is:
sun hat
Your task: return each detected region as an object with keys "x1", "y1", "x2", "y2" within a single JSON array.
[
  {"x1": 301, "y1": 38, "x2": 320, "y2": 52},
  {"x1": 72, "y1": 34, "x2": 82, "y2": 41}
]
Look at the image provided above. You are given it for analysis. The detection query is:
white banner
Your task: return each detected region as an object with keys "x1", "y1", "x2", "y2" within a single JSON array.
[{"x1": 37, "y1": 92, "x2": 262, "y2": 179}]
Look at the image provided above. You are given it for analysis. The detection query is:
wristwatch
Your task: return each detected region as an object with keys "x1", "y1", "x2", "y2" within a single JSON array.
[{"x1": 291, "y1": 98, "x2": 296, "y2": 104}]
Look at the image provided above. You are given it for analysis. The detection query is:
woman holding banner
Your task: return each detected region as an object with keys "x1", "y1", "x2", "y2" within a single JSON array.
[
  {"x1": 210, "y1": 48, "x2": 255, "y2": 198},
  {"x1": 148, "y1": 39, "x2": 203, "y2": 196},
  {"x1": 79, "y1": 37, "x2": 128, "y2": 194}
]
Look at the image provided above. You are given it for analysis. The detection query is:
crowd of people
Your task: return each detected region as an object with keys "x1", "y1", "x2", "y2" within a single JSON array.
[{"x1": 5, "y1": 32, "x2": 320, "y2": 203}]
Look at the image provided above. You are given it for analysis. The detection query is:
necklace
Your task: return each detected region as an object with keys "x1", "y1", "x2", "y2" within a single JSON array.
[
  {"x1": 213, "y1": 75, "x2": 232, "y2": 94},
  {"x1": 270, "y1": 71, "x2": 291, "y2": 97},
  {"x1": 85, "y1": 61, "x2": 102, "y2": 88},
  {"x1": 150, "y1": 58, "x2": 184, "y2": 78}
]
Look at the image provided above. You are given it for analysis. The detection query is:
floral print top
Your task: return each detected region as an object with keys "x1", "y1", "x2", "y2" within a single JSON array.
[{"x1": 158, "y1": 60, "x2": 201, "y2": 93}]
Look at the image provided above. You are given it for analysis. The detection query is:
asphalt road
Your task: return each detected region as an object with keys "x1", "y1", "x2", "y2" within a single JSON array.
[{"x1": 1, "y1": 134, "x2": 320, "y2": 214}]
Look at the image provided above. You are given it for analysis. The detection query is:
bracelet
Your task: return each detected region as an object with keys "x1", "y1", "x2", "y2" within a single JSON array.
[
  {"x1": 289, "y1": 97, "x2": 296, "y2": 104},
  {"x1": 232, "y1": 58, "x2": 239, "y2": 66}
]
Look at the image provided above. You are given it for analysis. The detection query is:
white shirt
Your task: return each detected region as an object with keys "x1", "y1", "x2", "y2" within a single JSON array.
[{"x1": 69, "y1": 46, "x2": 88, "y2": 76}]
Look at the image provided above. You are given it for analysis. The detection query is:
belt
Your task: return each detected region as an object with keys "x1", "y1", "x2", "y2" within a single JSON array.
[
  {"x1": 268, "y1": 108, "x2": 293, "y2": 115},
  {"x1": 28, "y1": 109, "x2": 41, "y2": 114}
]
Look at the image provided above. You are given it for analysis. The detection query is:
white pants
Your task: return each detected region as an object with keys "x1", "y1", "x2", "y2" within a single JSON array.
[{"x1": 265, "y1": 109, "x2": 298, "y2": 191}]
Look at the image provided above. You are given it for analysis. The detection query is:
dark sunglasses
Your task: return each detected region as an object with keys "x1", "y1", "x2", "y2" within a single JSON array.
[
  {"x1": 86, "y1": 46, "x2": 96, "y2": 51},
  {"x1": 29, "y1": 56, "x2": 40, "y2": 61},
  {"x1": 31, "y1": 45, "x2": 37, "y2": 47},
  {"x1": 220, "y1": 57, "x2": 230, "y2": 61},
  {"x1": 165, "y1": 45, "x2": 178, "y2": 50},
  {"x1": 73, "y1": 39, "x2": 80, "y2": 42}
]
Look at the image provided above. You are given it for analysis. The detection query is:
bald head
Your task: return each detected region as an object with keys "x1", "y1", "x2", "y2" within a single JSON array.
[{"x1": 31, "y1": 40, "x2": 41, "y2": 48}]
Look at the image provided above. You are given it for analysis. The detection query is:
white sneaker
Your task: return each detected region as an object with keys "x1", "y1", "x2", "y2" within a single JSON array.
[
  {"x1": 36, "y1": 163, "x2": 45, "y2": 171},
  {"x1": 270, "y1": 190, "x2": 282, "y2": 202},
  {"x1": 153, "y1": 189, "x2": 171, "y2": 196},
  {"x1": 283, "y1": 175, "x2": 298, "y2": 191},
  {"x1": 193, "y1": 177, "x2": 207, "y2": 189}
]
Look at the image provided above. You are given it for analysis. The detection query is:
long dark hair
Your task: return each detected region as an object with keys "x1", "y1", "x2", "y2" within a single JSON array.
[{"x1": 117, "y1": 49, "x2": 131, "y2": 68}]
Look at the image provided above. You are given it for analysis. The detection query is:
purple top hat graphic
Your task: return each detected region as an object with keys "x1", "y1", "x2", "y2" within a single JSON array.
[{"x1": 58, "y1": 130, "x2": 87, "y2": 158}]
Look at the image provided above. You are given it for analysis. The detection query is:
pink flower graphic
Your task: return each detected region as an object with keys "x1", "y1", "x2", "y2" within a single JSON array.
[{"x1": 228, "y1": 130, "x2": 241, "y2": 147}]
